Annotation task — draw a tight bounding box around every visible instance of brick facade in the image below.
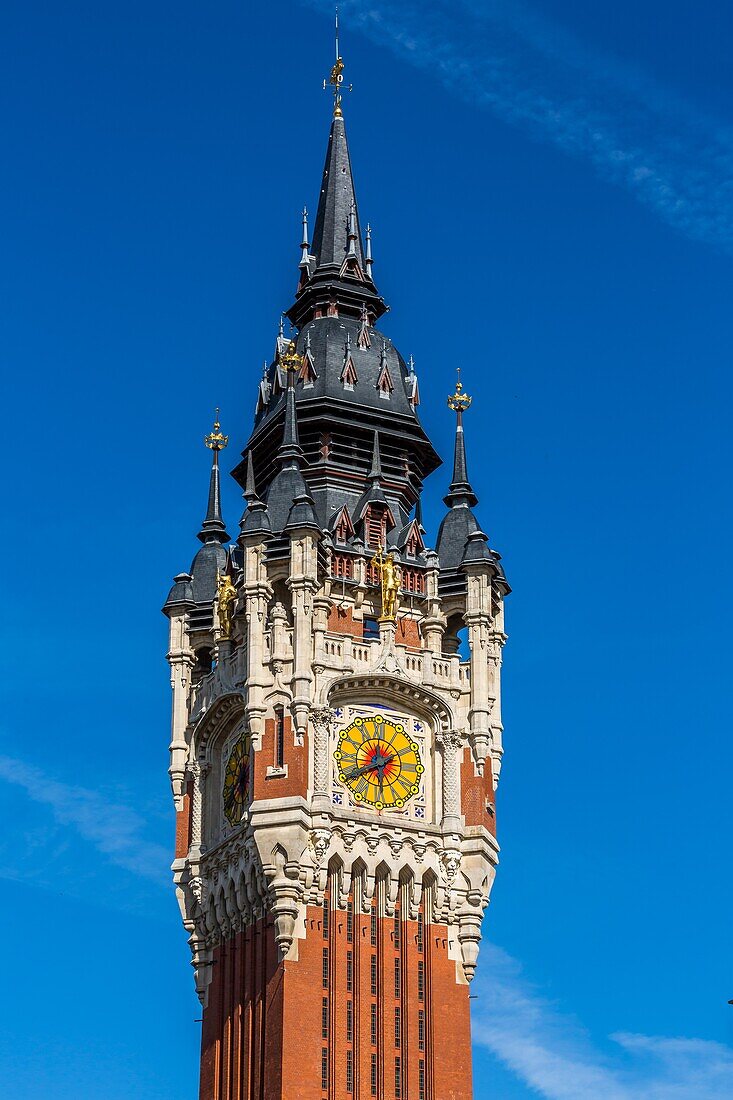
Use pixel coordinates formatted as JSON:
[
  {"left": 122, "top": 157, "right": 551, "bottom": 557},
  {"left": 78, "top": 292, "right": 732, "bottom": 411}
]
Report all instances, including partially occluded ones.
[{"left": 199, "top": 906, "right": 472, "bottom": 1100}]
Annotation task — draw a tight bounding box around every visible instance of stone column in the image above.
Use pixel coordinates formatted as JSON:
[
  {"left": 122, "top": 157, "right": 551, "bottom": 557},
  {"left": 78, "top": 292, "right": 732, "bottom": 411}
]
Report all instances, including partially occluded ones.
[
  {"left": 437, "top": 729, "right": 464, "bottom": 833},
  {"left": 288, "top": 532, "right": 318, "bottom": 734},
  {"left": 167, "top": 624, "right": 194, "bottom": 808},
  {"left": 464, "top": 570, "right": 492, "bottom": 769},
  {"left": 310, "top": 706, "right": 335, "bottom": 813},
  {"left": 189, "top": 760, "right": 210, "bottom": 858}
]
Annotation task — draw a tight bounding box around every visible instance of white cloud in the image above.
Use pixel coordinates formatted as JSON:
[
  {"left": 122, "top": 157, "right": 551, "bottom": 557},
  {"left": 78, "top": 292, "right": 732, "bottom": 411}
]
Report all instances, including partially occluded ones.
[
  {"left": 303, "top": 0, "right": 733, "bottom": 252},
  {"left": 472, "top": 942, "right": 733, "bottom": 1099},
  {"left": 0, "top": 754, "right": 169, "bottom": 884}
]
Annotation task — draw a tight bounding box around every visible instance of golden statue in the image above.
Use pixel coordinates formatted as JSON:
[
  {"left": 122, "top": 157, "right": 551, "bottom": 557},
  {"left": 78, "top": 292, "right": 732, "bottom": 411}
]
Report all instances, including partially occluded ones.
[
  {"left": 374, "top": 544, "right": 401, "bottom": 621},
  {"left": 216, "top": 572, "right": 237, "bottom": 639}
]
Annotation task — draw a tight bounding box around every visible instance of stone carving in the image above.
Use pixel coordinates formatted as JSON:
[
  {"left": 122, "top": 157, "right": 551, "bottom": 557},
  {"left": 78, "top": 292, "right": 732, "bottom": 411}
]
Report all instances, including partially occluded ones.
[
  {"left": 309, "top": 828, "right": 332, "bottom": 867},
  {"left": 441, "top": 848, "right": 461, "bottom": 882}
]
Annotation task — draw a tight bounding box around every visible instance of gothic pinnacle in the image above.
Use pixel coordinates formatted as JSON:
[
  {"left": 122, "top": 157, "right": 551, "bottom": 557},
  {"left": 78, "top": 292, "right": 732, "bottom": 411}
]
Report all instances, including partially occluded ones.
[
  {"left": 365, "top": 223, "right": 373, "bottom": 280},
  {"left": 300, "top": 207, "right": 310, "bottom": 269},
  {"left": 198, "top": 410, "right": 230, "bottom": 544},
  {"left": 445, "top": 370, "right": 477, "bottom": 507}
]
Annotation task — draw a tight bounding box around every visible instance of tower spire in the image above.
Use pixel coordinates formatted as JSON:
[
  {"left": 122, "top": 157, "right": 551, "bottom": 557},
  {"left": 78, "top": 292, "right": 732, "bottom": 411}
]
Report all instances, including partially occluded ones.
[
  {"left": 278, "top": 342, "right": 305, "bottom": 464},
  {"left": 299, "top": 207, "right": 310, "bottom": 270},
  {"left": 312, "top": 22, "right": 363, "bottom": 274},
  {"left": 368, "top": 429, "right": 382, "bottom": 481},
  {"left": 444, "top": 369, "right": 477, "bottom": 506},
  {"left": 198, "top": 410, "right": 230, "bottom": 544}
]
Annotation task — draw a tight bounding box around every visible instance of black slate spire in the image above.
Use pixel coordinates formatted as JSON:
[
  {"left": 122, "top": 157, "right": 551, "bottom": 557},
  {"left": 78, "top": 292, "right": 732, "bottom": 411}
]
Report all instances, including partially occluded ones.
[
  {"left": 263, "top": 344, "right": 317, "bottom": 533},
  {"left": 443, "top": 380, "right": 478, "bottom": 510},
  {"left": 368, "top": 429, "right": 382, "bottom": 481},
  {"left": 311, "top": 115, "right": 365, "bottom": 272},
  {"left": 279, "top": 345, "right": 304, "bottom": 464},
  {"left": 287, "top": 57, "right": 387, "bottom": 328},
  {"left": 198, "top": 412, "right": 230, "bottom": 544},
  {"left": 436, "top": 375, "right": 482, "bottom": 571}
]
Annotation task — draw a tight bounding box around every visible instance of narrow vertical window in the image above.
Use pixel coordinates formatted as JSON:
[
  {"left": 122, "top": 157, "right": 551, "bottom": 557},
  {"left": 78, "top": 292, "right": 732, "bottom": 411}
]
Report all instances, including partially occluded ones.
[
  {"left": 322, "top": 997, "right": 329, "bottom": 1039},
  {"left": 417, "top": 911, "right": 423, "bottom": 953},
  {"left": 347, "top": 897, "right": 354, "bottom": 942},
  {"left": 275, "top": 705, "right": 285, "bottom": 768},
  {"left": 393, "top": 912, "right": 401, "bottom": 949},
  {"left": 322, "top": 947, "right": 329, "bottom": 988},
  {"left": 370, "top": 1054, "right": 377, "bottom": 1096},
  {"left": 346, "top": 1049, "right": 354, "bottom": 1093},
  {"left": 346, "top": 999, "right": 353, "bottom": 1042},
  {"left": 418, "top": 1009, "right": 425, "bottom": 1051},
  {"left": 417, "top": 959, "right": 424, "bottom": 1001},
  {"left": 419, "top": 1059, "right": 425, "bottom": 1100},
  {"left": 321, "top": 1048, "right": 328, "bottom": 1091},
  {"left": 370, "top": 1003, "right": 377, "bottom": 1045},
  {"left": 395, "top": 1056, "right": 402, "bottom": 1099},
  {"left": 394, "top": 1006, "right": 401, "bottom": 1048},
  {"left": 347, "top": 950, "right": 353, "bottom": 992},
  {"left": 323, "top": 896, "right": 329, "bottom": 938},
  {"left": 394, "top": 957, "right": 401, "bottom": 998},
  {"left": 370, "top": 907, "right": 377, "bottom": 946},
  {"left": 371, "top": 954, "right": 377, "bottom": 996}
]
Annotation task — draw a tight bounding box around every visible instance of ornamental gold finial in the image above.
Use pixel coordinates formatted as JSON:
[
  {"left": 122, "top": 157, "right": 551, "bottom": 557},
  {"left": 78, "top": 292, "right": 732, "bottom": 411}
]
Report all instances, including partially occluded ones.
[
  {"left": 447, "top": 368, "right": 472, "bottom": 413},
  {"left": 280, "top": 338, "right": 302, "bottom": 374},
  {"left": 205, "top": 408, "right": 229, "bottom": 451},
  {"left": 323, "top": 8, "right": 352, "bottom": 117}
]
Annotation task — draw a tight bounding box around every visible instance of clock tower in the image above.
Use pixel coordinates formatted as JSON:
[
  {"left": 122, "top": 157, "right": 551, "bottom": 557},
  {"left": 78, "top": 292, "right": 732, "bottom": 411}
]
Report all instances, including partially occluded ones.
[{"left": 164, "top": 42, "right": 509, "bottom": 1100}]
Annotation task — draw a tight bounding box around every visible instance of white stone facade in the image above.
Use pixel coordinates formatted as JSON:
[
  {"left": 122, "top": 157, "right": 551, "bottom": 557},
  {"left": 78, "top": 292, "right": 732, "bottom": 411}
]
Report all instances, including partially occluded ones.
[{"left": 166, "top": 528, "right": 506, "bottom": 1005}]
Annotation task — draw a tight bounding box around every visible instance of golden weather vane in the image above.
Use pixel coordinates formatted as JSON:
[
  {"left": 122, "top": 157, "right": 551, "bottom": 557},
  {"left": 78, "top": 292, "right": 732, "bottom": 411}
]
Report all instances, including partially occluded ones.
[
  {"left": 447, "top": 368, "right": 472, "bottom": 413},
  {"left": 323, "top": 8, "right": 352, "bottom": 118},
  {"left": 205, "top": 408, "right": 229, "bottom": 451}
]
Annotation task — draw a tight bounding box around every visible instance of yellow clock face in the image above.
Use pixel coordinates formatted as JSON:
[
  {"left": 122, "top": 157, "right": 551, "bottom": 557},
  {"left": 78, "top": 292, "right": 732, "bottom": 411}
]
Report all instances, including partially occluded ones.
[{"left": 334, "top": 714, "right": 424, "bottom": 811}]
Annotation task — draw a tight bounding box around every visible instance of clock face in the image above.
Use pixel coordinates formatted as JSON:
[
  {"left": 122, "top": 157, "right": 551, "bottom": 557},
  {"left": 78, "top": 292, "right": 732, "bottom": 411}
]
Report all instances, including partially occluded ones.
[
  {"left": 334, "top": 714, "right": 424, "bottom": 811},
  {"left": 222, "top": 733, "right": 251, "bottom": 826}
]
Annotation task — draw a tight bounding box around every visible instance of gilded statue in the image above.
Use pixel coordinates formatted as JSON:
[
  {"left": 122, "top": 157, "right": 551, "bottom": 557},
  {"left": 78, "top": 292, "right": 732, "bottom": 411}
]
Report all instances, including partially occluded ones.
[
  {"left": 374, "top": 544, "right": 401, "bottom": 621},
  {"left": 216, "top": 572, "right": 237, "bottom": 639}
]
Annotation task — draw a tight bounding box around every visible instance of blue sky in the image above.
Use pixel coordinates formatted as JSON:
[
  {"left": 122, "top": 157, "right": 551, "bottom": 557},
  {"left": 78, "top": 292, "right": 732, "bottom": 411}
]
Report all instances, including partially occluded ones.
[{"left": 1, "top": 1, "right": 732, "bottom": 1097}]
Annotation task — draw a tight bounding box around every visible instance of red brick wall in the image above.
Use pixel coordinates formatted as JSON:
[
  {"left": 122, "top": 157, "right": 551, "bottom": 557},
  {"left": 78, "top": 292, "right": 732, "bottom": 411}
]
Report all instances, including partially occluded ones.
[
  {"left": 252, "top": 715, "right": 308, "bottom": 800},
  {"left": 326, "top": 605, "right": 422, "bottom": 649},
  {"left": 199, "top": 907, "right": 473, "bottom": 1100},
  {"left": 327, "top": 605, "right": 363, "bottom": 636},
  {"left": 175, "top": 782, "right": 193, "bottom": 858},
  {"left": 460, "top": 747, "right": 497, "bottom": 836}
]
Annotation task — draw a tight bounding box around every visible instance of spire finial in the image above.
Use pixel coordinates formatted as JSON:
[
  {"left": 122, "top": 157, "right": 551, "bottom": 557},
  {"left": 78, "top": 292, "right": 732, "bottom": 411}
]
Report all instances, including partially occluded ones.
[
  {"left": 323, "top": 8, "right": 352, "bottom": 118},
  {"left": 448, "top": 368, "right": 472, "bottom": 413},
  {"left": 365, "top": 223, "right": 373, "bottom": 279},
  {"left": 281, "top": 338, "right": 303, "bottom": 376},
  {"left": 205, "top": 408, "right": 229, "bottom": 452},
  {"left": 300, "top": 207, "right": 310, "bottom": 269},
  {"left": 199, "top": 410, "right": 230, "bottom": 544}
]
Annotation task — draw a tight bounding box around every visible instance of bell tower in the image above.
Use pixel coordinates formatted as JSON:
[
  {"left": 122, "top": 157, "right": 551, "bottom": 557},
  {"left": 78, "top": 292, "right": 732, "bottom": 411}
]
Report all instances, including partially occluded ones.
[{"left": 163, "top": 38, "right": 509, "bottom": 1100}]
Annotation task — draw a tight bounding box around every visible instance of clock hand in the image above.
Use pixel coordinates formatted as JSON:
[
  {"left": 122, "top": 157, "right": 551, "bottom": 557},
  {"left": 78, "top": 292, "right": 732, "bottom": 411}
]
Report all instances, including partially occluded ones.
[{"left": 342, "top": 761, "right": 383, "bottom": 781}]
